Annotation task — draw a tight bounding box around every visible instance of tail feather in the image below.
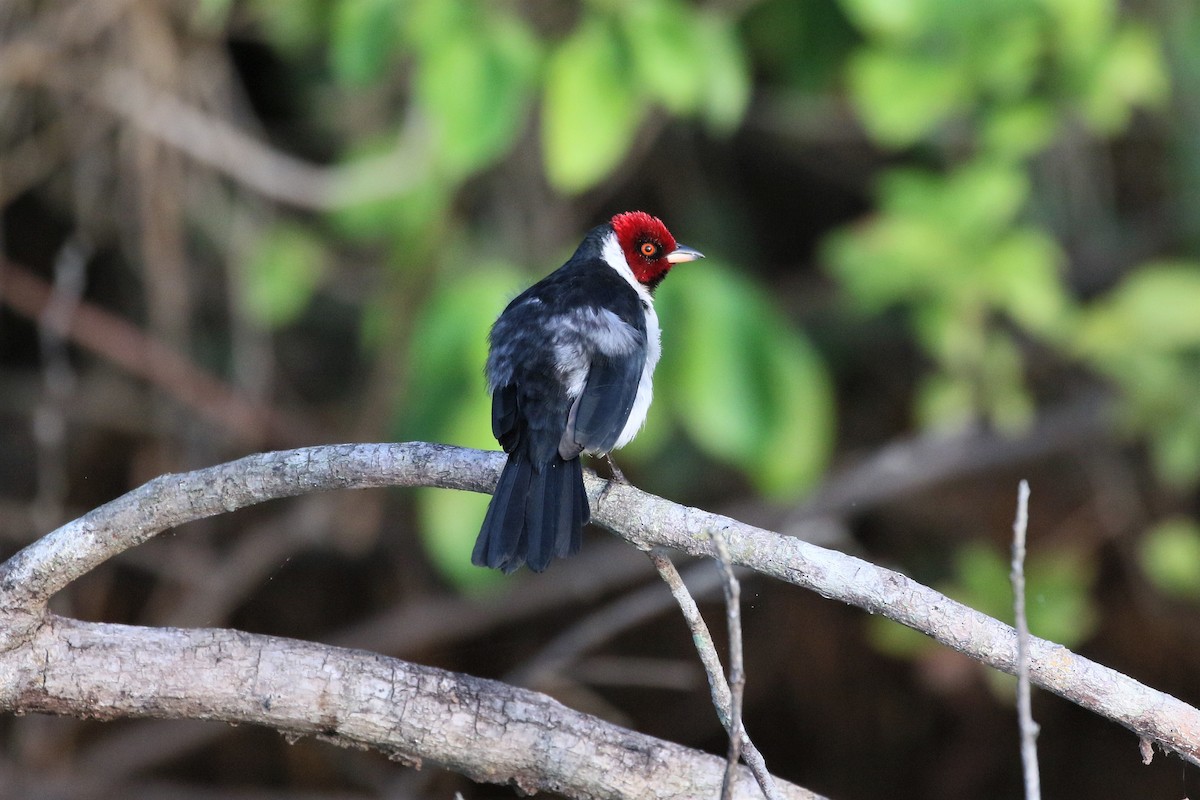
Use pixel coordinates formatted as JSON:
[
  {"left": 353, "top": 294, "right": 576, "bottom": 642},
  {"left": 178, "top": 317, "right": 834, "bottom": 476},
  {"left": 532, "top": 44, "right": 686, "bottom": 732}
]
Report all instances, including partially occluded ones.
[
  {"left": 522, "top": 460, "right": 551, "bottom": 571},
  {"left": 555, "top": 463, "right": 587, "bottom": 559},
  {"left": 473, "top": 452, "right": 588, "bottom": 573},
  {"left": 473, "top": 455, "right": 531, "bottom": 571}
]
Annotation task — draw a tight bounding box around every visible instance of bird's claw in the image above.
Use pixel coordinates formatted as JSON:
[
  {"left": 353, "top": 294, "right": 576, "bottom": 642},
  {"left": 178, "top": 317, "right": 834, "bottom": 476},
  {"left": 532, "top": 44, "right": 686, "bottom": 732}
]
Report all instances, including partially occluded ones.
[{"left": 601, "top": 453, "right": 628, "bottom": 483}]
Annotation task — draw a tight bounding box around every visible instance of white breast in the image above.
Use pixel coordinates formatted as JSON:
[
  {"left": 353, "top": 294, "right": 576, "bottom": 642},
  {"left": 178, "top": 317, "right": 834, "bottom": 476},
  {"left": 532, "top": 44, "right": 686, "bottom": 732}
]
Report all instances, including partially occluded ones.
[
  {"left": 600, "top": 232, "right": 660, "bottom": 451},
  {"left": 613, "top": 303, "right": 660, "bottom": 449}
]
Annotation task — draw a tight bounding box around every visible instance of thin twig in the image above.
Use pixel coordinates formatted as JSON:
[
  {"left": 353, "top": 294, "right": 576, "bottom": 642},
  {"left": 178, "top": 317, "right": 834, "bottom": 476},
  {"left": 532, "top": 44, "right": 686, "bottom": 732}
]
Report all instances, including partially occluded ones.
[
  {"left": 1011, "top": 480, "right": 1041, "bottom": 799},
  {"left": 31, "top": 237, "right": 88, "bottom": 533},
  {"left": 648, "top": 550, "right": 732, "bottom": 721},
  {"left": 648, "top": 549, "right": 785, "bottom": 800},
  {"left": 0, "top": 259, "right": 316, "bottom": 446},
  {"left": 712, "top": 531, "right": 747, "bottom": 800}
]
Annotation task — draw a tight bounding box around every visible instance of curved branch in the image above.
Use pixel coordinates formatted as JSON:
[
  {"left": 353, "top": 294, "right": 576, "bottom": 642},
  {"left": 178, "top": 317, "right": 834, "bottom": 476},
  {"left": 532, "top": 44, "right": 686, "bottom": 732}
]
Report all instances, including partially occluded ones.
[
  {"left": 0, "top": 616, "right": 818, "bottom": 800},
  {"left": 1, "top": 442, "right": 1198, "bottom": 773}
]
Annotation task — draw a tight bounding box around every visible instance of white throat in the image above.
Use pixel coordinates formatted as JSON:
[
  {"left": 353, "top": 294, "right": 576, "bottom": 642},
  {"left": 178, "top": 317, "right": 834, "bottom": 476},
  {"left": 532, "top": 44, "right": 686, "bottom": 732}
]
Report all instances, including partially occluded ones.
[
  {"left": 598, "top": 230, "right": 661, "bottom": 450},
  {"left": 601, "top": 231, "right": 654, "bottom": 308}
]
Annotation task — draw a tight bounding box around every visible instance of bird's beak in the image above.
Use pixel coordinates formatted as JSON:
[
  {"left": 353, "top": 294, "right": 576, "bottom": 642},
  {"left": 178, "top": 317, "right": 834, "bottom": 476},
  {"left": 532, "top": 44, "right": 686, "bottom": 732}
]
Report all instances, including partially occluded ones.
[{"left": 666, "top": 244, "right": 704, "bottom": 264}]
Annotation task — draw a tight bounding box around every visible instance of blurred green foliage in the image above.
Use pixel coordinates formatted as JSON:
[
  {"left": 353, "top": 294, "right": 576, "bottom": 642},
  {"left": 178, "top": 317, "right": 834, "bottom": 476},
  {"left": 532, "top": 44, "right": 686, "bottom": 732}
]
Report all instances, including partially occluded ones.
[
  {"left": 826, "top": 0, "right": 1172, "bottom": 439},
  {"left": 234, "top": 0, "right": 1200, "bottom": 604},
  {"left": 1139, "top": 516, "right": 1200, "bottom": 600},
  {"left": 243, "top": 223, "right": 328, "bottom": 327},
  {"left": 654, "top": 263, "right": 833, "bottom": 496},
  {"left": 826, "top": 160, "right": 1069, "bottom": 431},
  {"left": 1074, "top": 264, "right": 1200, "bottom": 485}
]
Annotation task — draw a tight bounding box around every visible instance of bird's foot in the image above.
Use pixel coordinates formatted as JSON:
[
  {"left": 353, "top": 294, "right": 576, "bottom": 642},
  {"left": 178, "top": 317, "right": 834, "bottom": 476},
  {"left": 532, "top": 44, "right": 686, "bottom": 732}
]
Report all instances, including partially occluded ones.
[{"left": 600, "top": 453, "right": 628, "bottom": 483}]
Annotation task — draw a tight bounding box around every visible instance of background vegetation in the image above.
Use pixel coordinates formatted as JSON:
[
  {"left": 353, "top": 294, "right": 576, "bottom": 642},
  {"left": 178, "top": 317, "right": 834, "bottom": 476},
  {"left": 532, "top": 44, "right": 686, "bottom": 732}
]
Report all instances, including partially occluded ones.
[{"left": 3, "top": 0, "right": 1200, "bottom": 796}]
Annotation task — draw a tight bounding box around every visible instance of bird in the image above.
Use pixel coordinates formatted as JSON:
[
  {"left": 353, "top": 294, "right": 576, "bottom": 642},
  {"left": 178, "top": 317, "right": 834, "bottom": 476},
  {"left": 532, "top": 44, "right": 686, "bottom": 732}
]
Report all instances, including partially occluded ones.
[{"left": 473, "top": 211, "right": 703, "bottom": 573}]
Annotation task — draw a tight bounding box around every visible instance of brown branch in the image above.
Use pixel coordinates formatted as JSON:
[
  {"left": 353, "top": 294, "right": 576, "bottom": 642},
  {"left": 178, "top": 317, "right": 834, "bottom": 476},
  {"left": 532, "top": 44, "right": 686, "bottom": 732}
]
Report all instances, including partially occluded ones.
[
  {"left": 648, "top": 550, "right": 782, "bottom": 800},
  {"left": 0, "top": 259, "right": 316, "bottom": 447},
  {"left": 712, "top": 531, "right": 751, "bottom": 800},
  {"left": 4, "top": 616, "right": 812, "bottom": 800},
  {"left": 86, "top": 67, "right": 428, "bottom": 211},
  {"left": 1, "top": 442, "right": 1198, "bottom": 788}
]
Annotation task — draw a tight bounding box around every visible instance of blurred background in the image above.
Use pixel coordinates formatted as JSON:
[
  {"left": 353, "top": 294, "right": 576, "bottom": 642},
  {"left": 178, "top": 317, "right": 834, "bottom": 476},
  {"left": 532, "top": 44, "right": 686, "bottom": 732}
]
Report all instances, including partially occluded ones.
[{"left": 3, "top": 0, "right": 1200, "bottom": 797}]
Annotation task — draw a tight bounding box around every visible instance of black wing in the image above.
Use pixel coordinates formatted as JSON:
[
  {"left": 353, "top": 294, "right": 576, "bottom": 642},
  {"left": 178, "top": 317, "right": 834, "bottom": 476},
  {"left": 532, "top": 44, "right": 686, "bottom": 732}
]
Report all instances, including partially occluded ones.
[
  {"left": 565, "top": 347, "right": 645, "bottom": 456},
  {"left": 491, "top": 382, "right": 520, "bottom": 452}
]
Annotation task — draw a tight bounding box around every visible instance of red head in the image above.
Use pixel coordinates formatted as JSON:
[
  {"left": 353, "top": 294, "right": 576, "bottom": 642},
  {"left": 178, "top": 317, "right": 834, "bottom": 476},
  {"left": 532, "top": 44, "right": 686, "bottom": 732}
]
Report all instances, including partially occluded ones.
[{"left": 610, "top": 211, "right": 703, "bottom": 292}]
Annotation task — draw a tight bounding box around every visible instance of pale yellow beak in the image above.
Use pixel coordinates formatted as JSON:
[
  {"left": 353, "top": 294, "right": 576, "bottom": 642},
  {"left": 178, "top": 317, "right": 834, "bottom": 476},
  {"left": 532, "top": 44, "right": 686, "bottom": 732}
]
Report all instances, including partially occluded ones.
[{"left": 666, "top": 244, "right": 704, "bottom": 264}]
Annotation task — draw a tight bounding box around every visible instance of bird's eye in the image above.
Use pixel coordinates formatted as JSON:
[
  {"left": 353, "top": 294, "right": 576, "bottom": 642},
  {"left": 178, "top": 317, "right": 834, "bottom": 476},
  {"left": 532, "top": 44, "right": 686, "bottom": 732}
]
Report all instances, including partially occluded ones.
[{"left": 640, "top": 242, "right": 659, "bottom": 258}]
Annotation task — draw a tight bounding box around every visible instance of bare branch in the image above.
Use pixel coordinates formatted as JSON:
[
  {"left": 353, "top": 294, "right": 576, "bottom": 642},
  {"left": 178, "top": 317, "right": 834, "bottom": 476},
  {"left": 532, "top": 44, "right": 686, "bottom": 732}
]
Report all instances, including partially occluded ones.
[
  {"left": 0, "top": 259, "right": 316, "bottom": 447},
  {"left": 649, "top": 550, "right": 733, "bottom": 720},
  {"left": 591, "top": 471, "right": 1200, "bottom": 767},
  {"left": 2, "top": 442, "right": 1199, "bottom": 772},
  {"left": 649, "top": 549, "right": 786, "bottom": 800},
  {"left": 1011, "top": 480, "right": 1041, "bottom": 799},
  {"left": 88, "top": 67, "right": 428, "bottom": 211},
  {"left": 0, "top": 616, "right": 818, "bottom": 800},
  {"left": 712, "top": 531, "right": 749, "bottom": 800}
]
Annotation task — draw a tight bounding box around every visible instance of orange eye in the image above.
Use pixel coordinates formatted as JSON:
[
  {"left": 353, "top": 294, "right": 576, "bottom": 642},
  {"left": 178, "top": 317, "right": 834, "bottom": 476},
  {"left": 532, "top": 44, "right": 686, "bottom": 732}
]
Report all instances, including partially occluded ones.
[{"left": 640, "top": 242, "right": 659, "bottom": 258}]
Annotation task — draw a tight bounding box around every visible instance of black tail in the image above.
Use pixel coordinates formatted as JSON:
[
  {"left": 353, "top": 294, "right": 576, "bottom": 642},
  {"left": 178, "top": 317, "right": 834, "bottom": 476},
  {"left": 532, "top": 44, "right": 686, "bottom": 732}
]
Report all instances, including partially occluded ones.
[{"left": 473, "top": 452, "right": 589, "bottom": 573}]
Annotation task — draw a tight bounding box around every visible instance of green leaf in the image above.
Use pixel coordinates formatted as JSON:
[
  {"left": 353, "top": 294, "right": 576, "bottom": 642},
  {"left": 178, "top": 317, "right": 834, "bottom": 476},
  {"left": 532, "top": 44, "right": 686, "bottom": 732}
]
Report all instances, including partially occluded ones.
[
  {"left": 869, "top": 543, "right": 1098, "bottom": 660},
  {"left": 911, "top": 300, "right": 974, "bottom": 368},
  {"left": 398, "top": 266, "right": 517, "bottom": 443},
  {"left": 838, "top": 0, "right": 924, "bottom": 42},
  {"left": 982, "top": 101, "right": 1059, "bottom": 161},
  {"left": 939, "top": 161, "right": 1030, "bottom": 237},
  {"left": 416, "top": 486, "right": 501, "bottom": 591},
  {"left": 980, "top": 331, "right": 1034, "bottom": 433},
  {"left": 743, "top": 0, "right": 856, "bottom": 91},
  {"left": 402, "top": 0, "right": 471, "bottom": 50},
  {"left": 248, "top": 0, "right": 328, "bottom": 52},
  {"left": 952, "top": 543, "right": 1097, "bottom": 646},
  {"left": 1081, "top": 262, "right": 1200, "bottom": 352},
  {"left": 847, "top": 48, "right": 968, "bottom": 147},
  {"left": 409, "top": 340, "right": 500, "bottom": 589},
  {"left": 656, "top": 262, "right": 834, "bottom": 497},
  {"left": 1078, "top": 23, "right": 1168, "bottom": 133},
  {"left": 866, "top": 615, "right": 934, "bottom": 658},
  {"left": 871, "top": 162, "right": 1026, "bottom": 241},
  {"left": 915, "top": 371, "right": 976, "bottom": 431},
  {"left": 1044, "top": 0, "right": 1116, "bottom": 70},
  {"left": 973, "top": 15, "right": 1044, "bottom": 100},
  {"left": 414, "top": 382, "right": 502, "bottom": 590},
  {"left": 695, "top": 11, "right": 752, "bottom": 133},
  {"left": 751, "top": 321, "right": 835, "bottom": 493},
  {"left": 195, "top": 0, "right": 234, "bottom": 28},
  {"left": 1148, "top": 404, "right": 1200, "bottom": 488},
  {"left": 1023, "top": 550, "right": 1098, "bottom": 645},
  {"left": 330, "top": 0, "right": 405, "bottom": 86},
  {"left": 982, "top": 228, "right": 1069, "bottom": 339},
  {"left": 620, "top": 0, "right": 705, "bottom": 115},
  {"left": 416, "top": 17, "right": 539, "bottom": 178},
  {"left": 243, "top": 223, "right": 326, "bottom": 327},
  {"left": 542, "top": 15, "right": 645, "bottom": 193},
  {"left": 1140, "top": 517, "right": 1200, "bottom": 600},
  {"left": 824, "top": 213, "right": 960, "bottom": 310}
]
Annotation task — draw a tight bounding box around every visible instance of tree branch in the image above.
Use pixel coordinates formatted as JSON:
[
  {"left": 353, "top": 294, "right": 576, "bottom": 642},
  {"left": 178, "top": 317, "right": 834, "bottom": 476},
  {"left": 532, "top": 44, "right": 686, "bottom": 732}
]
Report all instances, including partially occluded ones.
[
  {"left": 0, "top": 259, "right": 316, "bottom": 447},
  {"left": 1, "top": 441, "right": 1198, "bottom": 789},
  {"left": 1, "top": 615, "right": 816, "bottom": 800}
]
